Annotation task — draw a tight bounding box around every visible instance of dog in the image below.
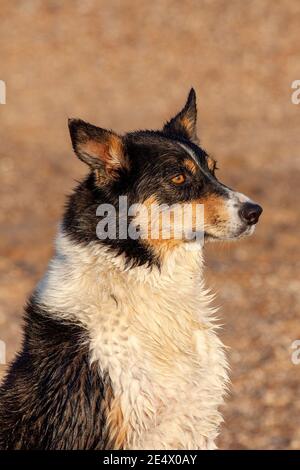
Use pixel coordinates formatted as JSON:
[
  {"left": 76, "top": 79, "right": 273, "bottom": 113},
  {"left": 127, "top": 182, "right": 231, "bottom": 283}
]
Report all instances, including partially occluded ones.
[{"left": 0, "top": 89, "right": 262, "bottom": 449}]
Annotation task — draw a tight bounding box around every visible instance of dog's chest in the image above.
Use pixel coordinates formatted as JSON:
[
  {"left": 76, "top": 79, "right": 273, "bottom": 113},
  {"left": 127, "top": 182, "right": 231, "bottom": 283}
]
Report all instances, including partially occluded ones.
[
  {"left": 89, "top": 277, "right": 227, "bottom": 449},
  {"left": 40, "top": 238, "right": 227, "bottom": 449}
]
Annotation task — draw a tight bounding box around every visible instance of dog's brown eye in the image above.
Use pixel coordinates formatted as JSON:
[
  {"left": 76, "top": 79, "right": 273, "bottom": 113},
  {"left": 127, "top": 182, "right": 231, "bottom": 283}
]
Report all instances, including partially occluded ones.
[{"left": 171, "top": 174, "right": 186, "bottom": 185}]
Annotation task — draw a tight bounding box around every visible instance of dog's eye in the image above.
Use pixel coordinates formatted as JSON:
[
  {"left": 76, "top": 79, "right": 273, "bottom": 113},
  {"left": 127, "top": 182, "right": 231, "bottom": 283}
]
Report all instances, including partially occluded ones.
[{"left": 171, "top": 174, "right": 186, "bottom": 185}]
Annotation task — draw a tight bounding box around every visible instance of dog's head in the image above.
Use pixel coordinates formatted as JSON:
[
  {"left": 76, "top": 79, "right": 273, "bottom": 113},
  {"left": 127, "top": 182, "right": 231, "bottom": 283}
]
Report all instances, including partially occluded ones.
[{"left": 66, "top": 89, "right": 262, "bottom": 266}]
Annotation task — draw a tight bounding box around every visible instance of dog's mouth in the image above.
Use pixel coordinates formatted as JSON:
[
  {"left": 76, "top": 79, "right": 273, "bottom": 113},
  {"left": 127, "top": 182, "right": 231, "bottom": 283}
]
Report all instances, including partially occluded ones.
[
  {"left": 204, "top": 218, "right": 258, "bottom": 242},
  {"left": 226, "top": 223, "right": 256, "bottom": 240},
  {"left": 204, "top": 198, "right": 262, "bottom": 243}
]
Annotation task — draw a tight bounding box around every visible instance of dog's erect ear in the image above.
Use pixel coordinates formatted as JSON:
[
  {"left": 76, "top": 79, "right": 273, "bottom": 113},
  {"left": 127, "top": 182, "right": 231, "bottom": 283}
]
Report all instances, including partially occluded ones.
[
  {"left": 68, "top": 119, "right": 128, "bottom": 179},
  {"left": 163, "top": 88, "right": 198, "bottom": 144}
]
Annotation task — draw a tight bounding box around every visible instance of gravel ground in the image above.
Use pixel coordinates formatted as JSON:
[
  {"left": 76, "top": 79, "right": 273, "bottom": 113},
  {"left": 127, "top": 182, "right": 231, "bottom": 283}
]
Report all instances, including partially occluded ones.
[{"left": 0, "top": 0, "right": 300, "bottom": 449}]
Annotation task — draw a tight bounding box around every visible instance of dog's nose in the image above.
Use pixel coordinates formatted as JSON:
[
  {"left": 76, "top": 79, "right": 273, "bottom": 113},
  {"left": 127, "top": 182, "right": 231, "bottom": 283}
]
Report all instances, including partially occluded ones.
[{"left": 239, "top": 202, "right": 263, "bottom": 225}]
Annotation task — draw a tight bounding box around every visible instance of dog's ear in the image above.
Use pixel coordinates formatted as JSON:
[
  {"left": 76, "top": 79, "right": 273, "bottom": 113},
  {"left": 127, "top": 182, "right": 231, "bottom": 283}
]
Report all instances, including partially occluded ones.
[
  {"left": 68, "top": 119, "right": 128, "bottom": 180},
  {"left": 163, "top": 88, "right": 198, "bottom": 144}
]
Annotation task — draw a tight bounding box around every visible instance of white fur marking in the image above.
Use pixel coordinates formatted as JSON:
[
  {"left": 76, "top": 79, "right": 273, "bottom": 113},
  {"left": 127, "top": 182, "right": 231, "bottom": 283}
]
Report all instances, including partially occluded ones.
[{"left": 36, "top": 231, "right": 228, "bottom": 449}]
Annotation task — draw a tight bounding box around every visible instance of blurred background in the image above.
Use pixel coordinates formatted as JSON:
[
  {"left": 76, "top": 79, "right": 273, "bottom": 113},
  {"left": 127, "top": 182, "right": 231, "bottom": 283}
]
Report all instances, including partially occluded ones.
[{"left": 0, "top": 0, "right": 300, "bottom": 449}]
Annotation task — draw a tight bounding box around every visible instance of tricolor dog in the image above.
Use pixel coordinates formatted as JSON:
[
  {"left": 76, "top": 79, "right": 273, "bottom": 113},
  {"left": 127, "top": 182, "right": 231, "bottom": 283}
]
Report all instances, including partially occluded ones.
[{"left": 0, "top": 89, "right": 262, "bottom": 449}]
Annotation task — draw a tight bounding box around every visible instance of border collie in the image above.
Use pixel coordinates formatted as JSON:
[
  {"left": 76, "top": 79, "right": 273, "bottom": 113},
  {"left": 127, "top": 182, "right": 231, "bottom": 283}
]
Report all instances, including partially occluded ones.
[{"left": 0, "top": 89, "right": 262, "bottom": 449}]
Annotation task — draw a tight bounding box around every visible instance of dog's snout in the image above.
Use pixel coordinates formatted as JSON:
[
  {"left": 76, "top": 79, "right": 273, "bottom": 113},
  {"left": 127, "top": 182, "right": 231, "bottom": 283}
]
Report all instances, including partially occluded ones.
[{"left": 239, "top": 202, "right": 263, "bottom": 225}]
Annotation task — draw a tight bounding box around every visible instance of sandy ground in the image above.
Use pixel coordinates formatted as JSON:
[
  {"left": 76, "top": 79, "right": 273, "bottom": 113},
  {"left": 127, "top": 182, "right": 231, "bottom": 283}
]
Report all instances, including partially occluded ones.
[{"left": 0, "top": 0, "right": 300, "bottom": 449}]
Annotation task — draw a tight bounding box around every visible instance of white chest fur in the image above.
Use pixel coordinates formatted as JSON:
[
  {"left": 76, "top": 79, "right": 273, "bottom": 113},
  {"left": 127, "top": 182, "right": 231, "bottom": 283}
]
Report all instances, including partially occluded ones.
[{"left": 37, "top": 232, "right": 228, "bottom": 450}]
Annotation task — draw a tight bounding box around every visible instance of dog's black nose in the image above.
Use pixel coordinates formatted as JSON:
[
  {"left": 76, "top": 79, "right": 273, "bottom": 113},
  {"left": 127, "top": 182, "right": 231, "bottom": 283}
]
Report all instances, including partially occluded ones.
[{"left": 239, "top": 202, "right": 263, "bottom": 225}]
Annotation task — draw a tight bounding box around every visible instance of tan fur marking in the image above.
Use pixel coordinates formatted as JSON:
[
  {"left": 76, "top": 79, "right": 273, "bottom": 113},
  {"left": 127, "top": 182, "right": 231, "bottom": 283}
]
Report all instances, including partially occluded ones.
[
  {"left": 184, "top": 158, "right": 197, "bottom": 174},
  {"left": 83, "top": 140, "right": 108, "bottom": 160},
  {"left": 104, "top": 385, "right": 128, "bottom": 450},
  {"left": 141, "top": 194, "right": 229, "bottom": 254},
  {"left": 142, "top": 196, "right": 184, "bottom": 256},
  {"left": 192, "top": 194, "right": 228, "bottom": 227},
  {"left": 180, "top": 115, "right": 195, "bottom": 135},
  {"left": 82, "top": 135, "right": 126, "bottom": 179},
  {"left": 207, "top": 156, "right": 217, "bottom": 172},
  {"left": 109, "top": 135, "right": 127, "bottom": 169}
]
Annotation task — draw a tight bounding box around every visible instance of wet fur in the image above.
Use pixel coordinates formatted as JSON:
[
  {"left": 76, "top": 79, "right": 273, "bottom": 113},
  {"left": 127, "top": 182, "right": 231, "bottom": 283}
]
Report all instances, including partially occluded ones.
[
  {"left": 0, "top": 89, "right": 258, "bottom": 449},
  {"left": 0, "top": 302, "right": 112, "bottom": 449}
]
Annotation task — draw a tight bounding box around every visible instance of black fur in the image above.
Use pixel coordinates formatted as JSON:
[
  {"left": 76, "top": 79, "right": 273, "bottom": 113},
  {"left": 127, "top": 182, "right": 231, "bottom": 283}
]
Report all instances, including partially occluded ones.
[
  {"left": 0, "top": 299, "right": 111, "bottom": 450},
  {"left": 63, "top": 130, "right": 228, "bottom": 268}
]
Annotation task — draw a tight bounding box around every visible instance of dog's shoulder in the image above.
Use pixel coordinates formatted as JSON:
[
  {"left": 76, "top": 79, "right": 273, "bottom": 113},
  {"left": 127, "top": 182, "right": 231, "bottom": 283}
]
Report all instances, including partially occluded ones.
[{"left": 0, "top": 299, "right": 115, "bottom": 450}]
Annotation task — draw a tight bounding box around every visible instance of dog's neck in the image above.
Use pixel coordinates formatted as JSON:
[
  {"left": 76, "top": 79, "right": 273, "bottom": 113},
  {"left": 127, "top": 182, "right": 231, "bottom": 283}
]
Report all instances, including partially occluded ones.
[{"left": 36, "top": 229, "right": 214, "bottom": 329}]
